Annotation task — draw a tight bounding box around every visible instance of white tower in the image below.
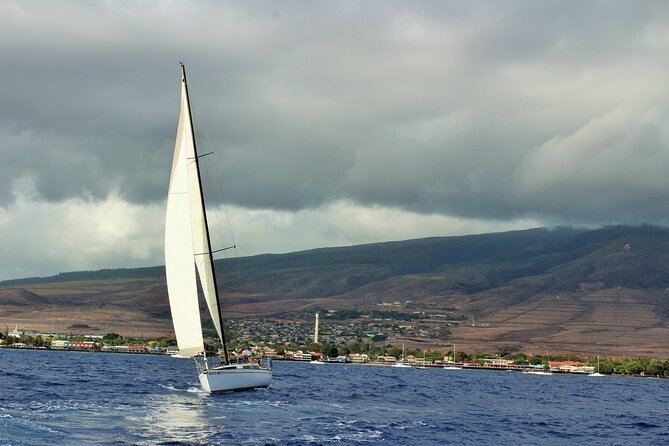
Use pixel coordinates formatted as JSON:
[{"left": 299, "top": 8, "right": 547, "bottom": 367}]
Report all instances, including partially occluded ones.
[{"left": 314, "top": 312, "right": 320, "bottom": 344}]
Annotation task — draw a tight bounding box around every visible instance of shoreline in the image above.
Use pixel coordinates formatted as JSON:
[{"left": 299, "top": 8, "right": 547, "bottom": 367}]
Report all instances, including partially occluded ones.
[{"left": 2, "top": 345, "right": 666, "bottom": 379}]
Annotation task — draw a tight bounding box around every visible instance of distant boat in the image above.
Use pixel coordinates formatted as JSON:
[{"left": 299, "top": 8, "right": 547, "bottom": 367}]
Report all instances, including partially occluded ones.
[
  {"left": 522, "top": 369, "right": 553, "bottom": 376},
  {"left": 392, "top": 343, "right": 411, "bottom": 368},
  {"left": 523, "top": 363, "right": 553, "bottom": 375},
  {"left": 443, "top": 344, "right": 463, "bottom": 370},
  {"left": 589, "top": 356, "right": 604, "bottom": 377},
  {"left": 165, "top": 63, "right": 271, "bottom": 392}
]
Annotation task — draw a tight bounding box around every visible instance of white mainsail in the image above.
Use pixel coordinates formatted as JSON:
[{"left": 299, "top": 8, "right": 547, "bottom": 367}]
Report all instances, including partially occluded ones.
[{"left": 165, "top": 69, "right": 222, "bottom": 357}]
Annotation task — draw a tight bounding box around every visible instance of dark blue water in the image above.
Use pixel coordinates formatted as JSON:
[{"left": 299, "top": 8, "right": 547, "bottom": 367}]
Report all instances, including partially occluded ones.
[{"left": 1, "top": 349, "right": 668, "bottom": 445}]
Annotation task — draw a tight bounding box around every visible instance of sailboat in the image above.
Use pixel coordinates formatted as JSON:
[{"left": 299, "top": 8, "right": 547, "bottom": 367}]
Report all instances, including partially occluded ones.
[
  {"left": 589, "top": 356, "right": 604, "bottom": 377},
  {"left": 165, "top": 63, "right": 272, "bottom": 392},
  {"left": 443, "top": 344, "right": 463, "bottom": 370},
  {"left": 392, "top": 343, "right": 411, "bottom": 367}
]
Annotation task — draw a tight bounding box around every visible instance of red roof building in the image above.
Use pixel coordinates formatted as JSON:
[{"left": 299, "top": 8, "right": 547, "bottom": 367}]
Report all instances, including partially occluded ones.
[
  {"left": 128, "top": 346, "right": 147, "bottom": 353},
  {"left": 71, "top": 341, "right": 100, "bottom": 351}
]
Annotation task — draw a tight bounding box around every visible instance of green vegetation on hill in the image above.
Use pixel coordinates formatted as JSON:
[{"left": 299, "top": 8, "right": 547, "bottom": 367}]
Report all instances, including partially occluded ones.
[{"left": 5, "top": 225, "right": 669, "bottom": 298}]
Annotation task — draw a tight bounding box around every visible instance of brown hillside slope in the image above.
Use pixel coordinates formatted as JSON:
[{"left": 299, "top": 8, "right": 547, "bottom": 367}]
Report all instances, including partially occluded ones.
[{"left": 1, "top": 226, "right": 668, "bottom": 357}]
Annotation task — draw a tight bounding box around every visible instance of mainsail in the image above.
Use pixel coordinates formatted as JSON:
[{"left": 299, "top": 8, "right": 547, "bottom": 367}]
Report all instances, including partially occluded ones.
[{"left": 165, "top": 66, "right": 224, "bottom": 358}]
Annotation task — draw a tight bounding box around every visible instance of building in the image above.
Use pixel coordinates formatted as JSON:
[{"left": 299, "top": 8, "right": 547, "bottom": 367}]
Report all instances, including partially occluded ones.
[
  {"left": 102, "top": 345, "right": 129, "bottom": 353},
  {"left": 349, "top": 353, "right": 370, "bottom": 363},
  {"left": 289, "top": 350, "right": 312, "bottom": 361},
  {"left": 549, "top": 361, "right": 594, "bottom": 373},
  {"left": 70, "top": 341, "right": 100, "bottom": 351},
  {"left": 84, "top": 334, "right": 105, "bottom": 340},
  {"left": 165, "top": 347, "right": 179, "bottom": 356},
  {"left": 51, "top": 340, "right": 71, "bottom": 349},
  {"left": 8, "top": 325, "right": 22, "bottom": 338},
  {"left": 480, "top": 358, "right": 514, "bottom": 368},
  {"left": 128, "top": 346, "right": 147, "bottom": 354}
]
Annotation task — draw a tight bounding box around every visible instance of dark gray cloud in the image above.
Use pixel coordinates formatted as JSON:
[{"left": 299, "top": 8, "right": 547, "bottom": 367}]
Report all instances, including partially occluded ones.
[{"left": 2, "top": 0, "right": 669, "bottom": 226}]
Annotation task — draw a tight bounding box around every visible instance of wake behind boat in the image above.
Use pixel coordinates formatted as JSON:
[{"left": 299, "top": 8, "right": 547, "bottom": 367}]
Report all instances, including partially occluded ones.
[{"left": 165, "top": 63, "right": 271, "bottom": 392}]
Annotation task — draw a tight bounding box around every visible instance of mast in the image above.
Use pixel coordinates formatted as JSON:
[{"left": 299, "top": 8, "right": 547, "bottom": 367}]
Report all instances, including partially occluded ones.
[{"left": 180, "top": 63, "right": 230, "bottom": 364}]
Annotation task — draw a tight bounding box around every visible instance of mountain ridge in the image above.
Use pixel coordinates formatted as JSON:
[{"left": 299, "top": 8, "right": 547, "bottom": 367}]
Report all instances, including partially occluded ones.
[{"left": 2, "top": 224, "right": 668, "bottom": 357}]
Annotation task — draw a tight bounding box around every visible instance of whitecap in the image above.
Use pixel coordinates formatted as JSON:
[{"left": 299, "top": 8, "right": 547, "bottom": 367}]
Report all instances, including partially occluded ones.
[{"left": 187, "top": 386, "right": 206, "bottom": 393}]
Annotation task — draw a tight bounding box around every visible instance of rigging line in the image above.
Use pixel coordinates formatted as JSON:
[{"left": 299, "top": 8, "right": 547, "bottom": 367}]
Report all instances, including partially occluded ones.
[
  {"left": 190, "top": 85, "right": 245, "bottom": 294},
  {"left": 199, "top": 158, "right": 236, "bottom": 258},
  {"left": 199, "top": 150, "right": 245, "bottom": 292},
  {"left": 222, "top": 203, "right": 244, "bottom": 291},
  {"left": 194, "top": 105, "right": 238, "bottom": 259},
  {"left": 192, "top": 101, "right": 234, "bottom": 249},
  {"left": 191, "top": 103, "right": 234, "bottom": 258}
]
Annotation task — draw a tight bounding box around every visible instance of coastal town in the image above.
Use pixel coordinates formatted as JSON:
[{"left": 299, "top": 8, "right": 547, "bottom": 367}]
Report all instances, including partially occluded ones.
[{"left": 3, "top": 317, "right": 669, "bottom": 378}]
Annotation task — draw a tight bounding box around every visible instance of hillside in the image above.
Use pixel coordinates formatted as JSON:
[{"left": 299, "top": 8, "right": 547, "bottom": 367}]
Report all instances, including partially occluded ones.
[{"left": 2, "top": 225, "right": 669, "bottom": 357}]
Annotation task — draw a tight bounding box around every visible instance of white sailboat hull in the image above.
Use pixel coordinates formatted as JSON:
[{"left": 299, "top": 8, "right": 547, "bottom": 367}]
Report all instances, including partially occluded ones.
[{"left": 199, "top": 366, "right": 272, "bottom": 392}]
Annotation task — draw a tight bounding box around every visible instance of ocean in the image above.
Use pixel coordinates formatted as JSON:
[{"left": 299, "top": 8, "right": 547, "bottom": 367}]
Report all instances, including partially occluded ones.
[{"left": 1, "top": 349, "right": 668, "bottom": 445}]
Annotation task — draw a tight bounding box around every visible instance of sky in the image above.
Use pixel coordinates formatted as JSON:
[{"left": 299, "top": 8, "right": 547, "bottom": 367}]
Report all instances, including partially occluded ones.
[{"left": 1, "top": 1, "right": 669, "bottom": 280}]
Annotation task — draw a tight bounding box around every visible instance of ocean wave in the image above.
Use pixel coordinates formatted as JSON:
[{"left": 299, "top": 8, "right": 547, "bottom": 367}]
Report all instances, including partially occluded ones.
[{"left": 3, "top": 350, "right": 669, "bottom": 445}]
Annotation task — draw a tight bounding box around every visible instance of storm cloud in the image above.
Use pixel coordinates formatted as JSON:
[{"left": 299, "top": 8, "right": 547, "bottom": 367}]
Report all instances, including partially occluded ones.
[{"left": 1, "top": 1, "right": 669, "bottom": 279}]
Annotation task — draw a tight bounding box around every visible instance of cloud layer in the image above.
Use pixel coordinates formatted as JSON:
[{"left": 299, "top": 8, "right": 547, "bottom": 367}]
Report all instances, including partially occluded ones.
[{"left": 1, "top": 1, "right": 669, "bottom": 279}]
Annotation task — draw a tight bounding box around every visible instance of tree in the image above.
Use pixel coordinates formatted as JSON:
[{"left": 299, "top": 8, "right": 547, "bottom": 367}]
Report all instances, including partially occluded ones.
[
  {"left": 386, "top": 345, "right": 402, "bottom": 359},
  {"left": 346, "top": 340, "right": 365, "bottom": 354},
  {"left": 326, "top": 346, "right": 339, "bottom": 358},
  {"left": 622, "top": 359, "right": 643, "bottom": 375},
  {"left": 645, "top": 359, "right": 664, "bottom": 376},
  {"left": 337, "top": 346, "right": 350, "bottom": 357},
  {"left": 599, "top": 359, "right": 615, "bottom": 374}
]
